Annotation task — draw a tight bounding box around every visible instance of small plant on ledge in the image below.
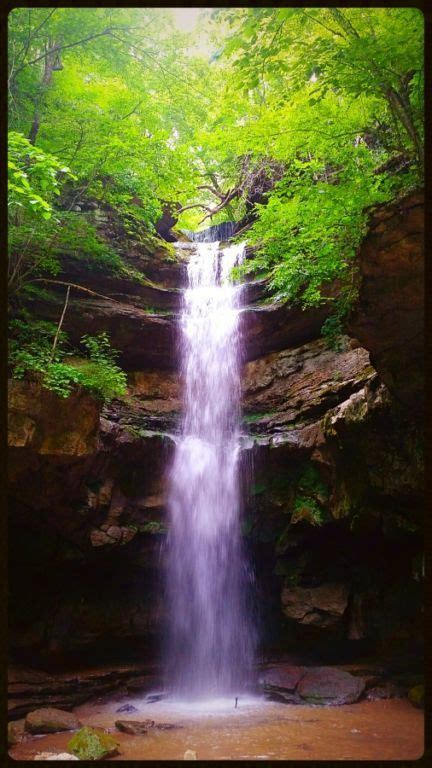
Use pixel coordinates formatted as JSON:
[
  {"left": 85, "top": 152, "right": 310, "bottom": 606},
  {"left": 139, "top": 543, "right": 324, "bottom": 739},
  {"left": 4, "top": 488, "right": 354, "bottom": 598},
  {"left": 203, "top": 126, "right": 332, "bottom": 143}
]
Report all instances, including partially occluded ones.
[{"left": 9, "top": 317, "right": 127, "bottom": 402}]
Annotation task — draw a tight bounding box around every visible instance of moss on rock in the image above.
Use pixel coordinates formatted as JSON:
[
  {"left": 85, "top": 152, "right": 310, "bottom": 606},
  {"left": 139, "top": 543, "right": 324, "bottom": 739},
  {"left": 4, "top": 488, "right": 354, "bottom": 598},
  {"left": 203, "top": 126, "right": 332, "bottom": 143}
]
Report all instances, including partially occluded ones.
[{"left": 68, "top": 726, "right": 119, "bottom": 760}]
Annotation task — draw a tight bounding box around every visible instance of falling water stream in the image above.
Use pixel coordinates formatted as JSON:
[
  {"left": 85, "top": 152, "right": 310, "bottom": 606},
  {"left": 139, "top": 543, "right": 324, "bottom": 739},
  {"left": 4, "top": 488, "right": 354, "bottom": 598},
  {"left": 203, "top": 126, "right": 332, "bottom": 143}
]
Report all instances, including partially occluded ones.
[{"left": 165, "top": 240, "right": 254, "bottom": 700}]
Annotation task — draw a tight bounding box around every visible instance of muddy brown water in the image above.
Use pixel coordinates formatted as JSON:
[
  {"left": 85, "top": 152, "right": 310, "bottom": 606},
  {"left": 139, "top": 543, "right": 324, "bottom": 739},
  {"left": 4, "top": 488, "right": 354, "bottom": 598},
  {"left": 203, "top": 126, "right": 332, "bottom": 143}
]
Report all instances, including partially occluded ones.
[{"left": 10, "top": 695, "right": 424, "bottom": 761}]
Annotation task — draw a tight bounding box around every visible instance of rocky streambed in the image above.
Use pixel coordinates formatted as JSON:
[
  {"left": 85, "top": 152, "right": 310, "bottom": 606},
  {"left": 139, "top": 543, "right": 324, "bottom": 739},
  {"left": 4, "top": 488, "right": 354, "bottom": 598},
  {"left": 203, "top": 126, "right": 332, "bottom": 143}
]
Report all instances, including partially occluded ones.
[
  {"left": 9, "top": 694, "right": 424, "bottom": 761},
  {"left": 8, "top": 657, "right": 425, "bottom": 759}
]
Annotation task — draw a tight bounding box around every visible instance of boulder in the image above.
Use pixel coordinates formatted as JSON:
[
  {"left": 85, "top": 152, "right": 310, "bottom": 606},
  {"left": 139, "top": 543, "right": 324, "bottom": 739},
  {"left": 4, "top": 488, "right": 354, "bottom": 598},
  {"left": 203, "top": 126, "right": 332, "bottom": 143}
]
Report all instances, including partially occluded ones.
[
  {"left": 297, "top": 667, "right": 365, "bottom": 705},
  {"left": 115, "top": 719, "right": 181, "bottom": 734},
  {"left": 25, "top": 707, "right": 81, "bottom": 734},
  {"left": 259, "top": 664, "right": 305, "bottom": 692},
  {"left": 115, "top": 719, "right": 152, "bottom": 734},
  {"left": 67, "top": 726, "right": 119, "bottom": 760}
]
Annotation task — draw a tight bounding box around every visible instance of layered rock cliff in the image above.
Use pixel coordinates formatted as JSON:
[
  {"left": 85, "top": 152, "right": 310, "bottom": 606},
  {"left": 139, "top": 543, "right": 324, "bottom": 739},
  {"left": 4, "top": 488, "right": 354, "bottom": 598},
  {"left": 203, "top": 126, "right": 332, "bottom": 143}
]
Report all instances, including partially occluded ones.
[{"left": 8, "top": 190, "right": 423, "bottom": 671}]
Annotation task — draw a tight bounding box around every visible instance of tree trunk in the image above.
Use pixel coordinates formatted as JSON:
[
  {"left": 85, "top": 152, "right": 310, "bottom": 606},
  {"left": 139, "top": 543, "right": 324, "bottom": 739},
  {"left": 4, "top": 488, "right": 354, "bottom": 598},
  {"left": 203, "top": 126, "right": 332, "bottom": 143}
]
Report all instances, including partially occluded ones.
[
  {"left": 28, "top": 39, "right": 58, "bottom": 145},
  {"left": 384, "top": 86, "right": 424, "bottom": 168}
]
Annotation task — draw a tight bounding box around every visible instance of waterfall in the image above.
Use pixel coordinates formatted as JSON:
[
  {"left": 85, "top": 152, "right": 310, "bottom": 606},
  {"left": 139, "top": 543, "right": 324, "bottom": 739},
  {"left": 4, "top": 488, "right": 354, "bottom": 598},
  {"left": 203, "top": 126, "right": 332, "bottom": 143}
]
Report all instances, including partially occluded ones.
[
  {"left": 165, "top": 240, "right": 255, "bottom": 699},
  {"left": 182, "top": 221, "right": 238, "bottom": 243}
]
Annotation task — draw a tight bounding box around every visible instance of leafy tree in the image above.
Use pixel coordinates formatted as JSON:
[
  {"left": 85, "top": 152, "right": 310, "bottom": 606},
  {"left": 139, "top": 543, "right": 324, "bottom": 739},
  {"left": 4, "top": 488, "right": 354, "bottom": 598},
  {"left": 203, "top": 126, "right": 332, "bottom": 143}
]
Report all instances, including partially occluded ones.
[
  {"left": 8, "top": 131, "right": 76, "bottom": 294},
  {"left": 8, "top": 7, "right": 424, "bottom": 394},
  {"left": 210, "top": 7, "right": 423, "bottom": 310}
]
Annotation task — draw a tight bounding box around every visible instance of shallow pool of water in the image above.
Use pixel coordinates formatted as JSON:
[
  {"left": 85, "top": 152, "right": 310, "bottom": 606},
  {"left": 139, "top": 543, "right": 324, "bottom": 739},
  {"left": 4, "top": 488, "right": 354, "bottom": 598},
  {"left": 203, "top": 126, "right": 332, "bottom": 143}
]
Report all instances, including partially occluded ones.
[{"left": 10, "top": 693, "right": 424, "bottom": 761}]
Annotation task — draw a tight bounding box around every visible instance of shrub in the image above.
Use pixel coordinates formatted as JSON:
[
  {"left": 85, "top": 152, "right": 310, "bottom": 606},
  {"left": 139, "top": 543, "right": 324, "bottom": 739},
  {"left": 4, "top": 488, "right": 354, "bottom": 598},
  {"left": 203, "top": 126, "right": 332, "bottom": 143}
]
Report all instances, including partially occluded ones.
[{"left": 9, "top": 318, "right": 127, "bottom": 402}]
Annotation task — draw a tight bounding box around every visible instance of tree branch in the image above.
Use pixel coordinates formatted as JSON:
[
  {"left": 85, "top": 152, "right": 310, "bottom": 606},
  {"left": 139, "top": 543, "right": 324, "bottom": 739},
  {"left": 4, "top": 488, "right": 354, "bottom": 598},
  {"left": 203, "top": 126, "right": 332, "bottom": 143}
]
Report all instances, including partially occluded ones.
[
  {"left": 197, "top": 184, "right": 226, "bottom": 200},
  {"left": 198, "top": 189, "right": 240, "bottom": 223},
  {"left": 119, "top": 100, "right": 143, "bottom": 120},
  {"left": 11, "top": 29, "right": 114, "bottom": 79},
  {"left": 49, "top": 284, "right": 70, "bottom": 363},
  {"left": 177, "top": 202, "right": 212, "bottom": 214},
  {"left": 29, "top": 279, "right": 125, "bottom": 303},
  {"left": 301, "top": 10, "right": 347, "bottom": 39},
  {"left": 108, "top": 32, "right": 210, "bottom": 100}
]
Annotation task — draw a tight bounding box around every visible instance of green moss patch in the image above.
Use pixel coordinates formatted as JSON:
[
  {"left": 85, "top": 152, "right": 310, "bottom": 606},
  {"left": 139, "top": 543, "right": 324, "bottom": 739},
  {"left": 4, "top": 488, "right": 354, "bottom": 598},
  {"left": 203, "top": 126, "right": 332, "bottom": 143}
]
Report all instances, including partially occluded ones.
[{"left": 68, "top": 726, "right": 119, "bottom": 760}]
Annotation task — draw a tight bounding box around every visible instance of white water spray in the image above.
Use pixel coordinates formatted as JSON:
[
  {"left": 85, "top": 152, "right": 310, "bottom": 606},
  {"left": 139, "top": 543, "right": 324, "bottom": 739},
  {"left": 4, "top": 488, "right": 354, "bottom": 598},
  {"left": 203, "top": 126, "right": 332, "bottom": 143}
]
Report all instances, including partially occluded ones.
[{"left": 165, "top": 240, "right": 254, "bottom": 699}]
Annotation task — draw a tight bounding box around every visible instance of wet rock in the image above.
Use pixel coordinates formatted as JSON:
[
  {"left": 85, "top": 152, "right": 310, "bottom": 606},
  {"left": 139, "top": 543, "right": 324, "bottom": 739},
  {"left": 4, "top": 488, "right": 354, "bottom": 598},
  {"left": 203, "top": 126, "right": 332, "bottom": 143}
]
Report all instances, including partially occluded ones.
[
  {"left": 25, "top": 707, "right": 81, "bottom": 734},
  {"left": 259, "top": 664, "right": 305, "bottom": 693},
  {"left": 242, "top": 341, "right": 373, "bottom": 434},
  {"left": 297, "top": 667, "right": 366, "bottom": 705},
  {"left": 265, "top": 690, "right": 304, "bottom": 705},
  {"left": 366, "top": 682, "right": 404, "bottom": 701},
  {"left": 89, "top": 524, "right": 136, "bottom": 547},
  {"left": 115, "top": 719, "right": 153, "bottom": 734},
  {"left": 34, "top": 754, "right": 79, "bottom": 761},
  {"left": 116, "top": 703, "right": 139, "bottom": 713},
  {"left": 115, "top": 719, "right": 182, "bottom": 734},
  {"left": 281, "top": 583, "right": 349, "bottom": 628},
  {"left": 145, "top": 693, "right": 165, "bottom": 703},
  {"left": 8, "top": 665, "right": 157, "bottom": 720}
]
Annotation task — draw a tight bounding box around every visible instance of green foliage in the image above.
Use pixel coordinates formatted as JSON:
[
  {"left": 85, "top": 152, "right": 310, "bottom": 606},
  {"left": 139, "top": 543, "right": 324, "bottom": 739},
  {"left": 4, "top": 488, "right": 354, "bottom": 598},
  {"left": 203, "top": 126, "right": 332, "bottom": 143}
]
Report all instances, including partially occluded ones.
[
  {"left": 236, "top": 145, "right": 389, "bottom": 308},
  {"left": 9, "top": 317, "right": 126, "bottom": 402},
  {"left": 321, "top": 315, "right": 346, "bottom": 351},
  {"left": 8, "top": 8, "right": 208, "bottom": 227},
  {"left": 7, "top": 8, "right": 424, "bottom": 319},
  {"left": 9, "top": 315, "right": 66, "bottom": 377},
  {"left": 290, "top": 465, "right": 329, "bottom": 526},
  {"left": 210, "top": 7, "right": 423, "bottom": 308},
  {"left": 297, "top": 464, "right": 329, "bottom": 500},
  {"left": 68, "top": 726, "right": 119, "bottom": 761},
  {"left": 126, "top": 520, "right": 168, "bottom": 534},
  {"left": 8, "top": 131, "right": 74, "bottom": 219},
  {"left": 8, "top": 133, "right": 77, "bottom": 293},
  {"left": 291, "top": 496, "right": 325, "bottom": 527},
  {"left": 53, "top": 213, "right": 123, "bottom": 273},
  {"left": 141, "top": 521, "right": 168, "bottom": 535}
]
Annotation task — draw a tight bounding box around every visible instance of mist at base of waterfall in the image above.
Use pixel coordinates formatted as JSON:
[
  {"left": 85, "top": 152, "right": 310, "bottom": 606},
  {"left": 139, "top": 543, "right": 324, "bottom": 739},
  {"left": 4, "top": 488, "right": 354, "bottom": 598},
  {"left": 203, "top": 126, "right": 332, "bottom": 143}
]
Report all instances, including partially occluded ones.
[{"left": 139, "top": 693, "right": 264, "bottom": 717}]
